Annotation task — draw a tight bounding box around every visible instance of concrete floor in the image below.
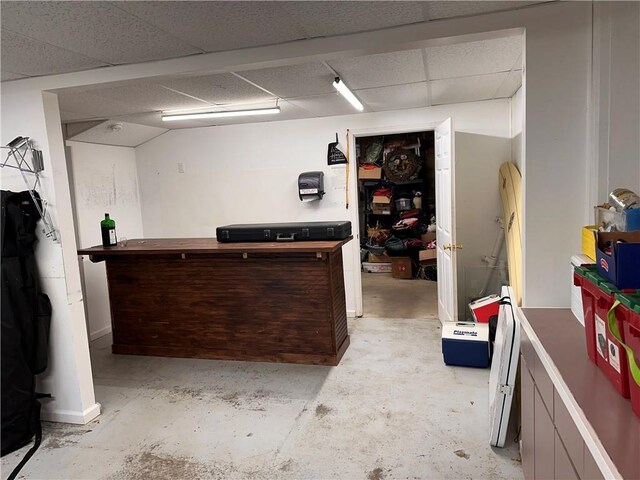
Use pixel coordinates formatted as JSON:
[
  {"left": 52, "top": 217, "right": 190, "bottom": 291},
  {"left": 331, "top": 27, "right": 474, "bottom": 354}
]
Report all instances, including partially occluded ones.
[
  {"left": 2, "top": 282, "right": 523, "bottom": 480},
  {"left": 361, "top": 273, "right": 438, "bottom": 319}
]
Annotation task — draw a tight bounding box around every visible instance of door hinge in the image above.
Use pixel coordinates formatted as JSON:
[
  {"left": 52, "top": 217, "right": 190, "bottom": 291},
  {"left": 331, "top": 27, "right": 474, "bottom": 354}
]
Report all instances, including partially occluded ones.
[{"left": 499, "top": 385, "right": 513, "bottom": 396}]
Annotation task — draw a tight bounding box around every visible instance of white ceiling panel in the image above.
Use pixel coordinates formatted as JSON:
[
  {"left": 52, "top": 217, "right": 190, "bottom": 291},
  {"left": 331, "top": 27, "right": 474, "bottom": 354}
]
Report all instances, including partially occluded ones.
[
  {"left": 240, "top": 63, "right": 336, "bottom": 99},
  {"left": 328, "top": 50, "right": 426, "bottom": 90},
  {"left": 287, "top": 93, "right": 362, "bottom": 118},
  {"left": 0, "top": 1, "right": 200, "bottom": 65},
  {"left": 58, "top": 91, "right": 147, "bottom": 119},
  {"left": 424, "top": 1, "right": 546, "bottom": 20},
  {"left": 160, "top": 73, "right": 275, "bottom": 106},
  {"left": 425, "top": 36, "right": 523, "bottom": 80},
  {"left": 1, "top": 30, "right": 108, "bottom": 76},
  {"left": 430, "top": 72, "right": 508, "bottom": 105},
  {"left": 356, "top": 83, "right": 429, "bottom": 112},
  {"left": 68, "top": 120, "right": 167, "bottom": 148},
  {"left": 79, "top": 83, "right": 212, "bottom": 112},
  {"left": 116, "top": 2, "right": 307, "bottom": 53},
  {"left": 281, "top": 1, "right": 425, "bottom": 38},
  {"left": 1, "top": 71, "right": 28, "bottom": 81},
  {"left": 495, "top": 70, "right": 523, "bottom": 98},
  {"left": 60, "top": 111, "right": 91, "bottom": 122}
]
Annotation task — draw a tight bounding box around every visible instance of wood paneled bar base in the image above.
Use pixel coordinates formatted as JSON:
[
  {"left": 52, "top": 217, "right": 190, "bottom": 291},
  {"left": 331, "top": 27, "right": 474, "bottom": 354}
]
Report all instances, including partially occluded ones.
[{"left": 78, "top": 237, "right": 351, "bottom": 366}]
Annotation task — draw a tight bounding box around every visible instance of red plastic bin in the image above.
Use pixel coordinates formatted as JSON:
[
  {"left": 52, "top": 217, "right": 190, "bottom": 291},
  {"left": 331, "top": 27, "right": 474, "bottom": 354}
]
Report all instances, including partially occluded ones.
[
  {"left": 614, "top": 293, "right": 640, "bottom": 418},
  {"left": 574, "top": 268, "right": 597, "bottom": 363},
  {"left": 581, "top": 269, "right": 629, "bottom": 398}
]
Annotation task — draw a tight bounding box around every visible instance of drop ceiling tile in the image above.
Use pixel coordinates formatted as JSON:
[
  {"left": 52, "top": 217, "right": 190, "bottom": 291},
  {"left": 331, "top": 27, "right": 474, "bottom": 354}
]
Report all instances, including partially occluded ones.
[
  {"left": 281, "top": 1, "right": 425, "bottom": 37},
  {"left": 60, "top": 110, "right": 92, "bottom": 122},
  {"left": 328, "top": 50, "right": 426, "bottom": 90},
  {"left": 116, "top": 1, "right": 307, "bottom": 53},
  {"left": 495, "top": 70, "right": 523, "bottom": 98},
  {"left": 287, "top": 93, "right": 362, "bottom": 118},
  {"left": 424, "top": 1, "right": 547, "bottom": 20},
  {"left": 160, "top": 73, "right": 275, "bottom": 106},
  {"left": 1, "top": 31, "right": 108, "bottom": 76},
  {"left": 1, "top": 71, "right": 28, "bottom": 81},
  {"left": 430, "top": 72, "right": 508, "bottom": 105},
  {"left": 68, "top": 120, "right": 167, "bottom": 148},
  {"left": 356, "top": 83, "right": 428, "bottom": 112},
  {"left": 425, "top": 36, "right": 523, "bottom": 80},
  {"left": 0, "top": 1, "right": 199, "bottom": 65},
  {"left": 81, "top": 83, "right": 212, "bottom": 112},
  {"left": 240, "top": 63, "right": 336, "bottom": 99},
  {"left": 57, "top": 91, "right": 146, "bottom": 119}
]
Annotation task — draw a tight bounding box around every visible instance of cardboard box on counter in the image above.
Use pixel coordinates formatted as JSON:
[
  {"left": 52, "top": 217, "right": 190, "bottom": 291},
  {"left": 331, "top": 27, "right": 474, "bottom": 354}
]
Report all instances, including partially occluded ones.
[{"left": 596, "top": 230, "right": 640, "bottom": 289}]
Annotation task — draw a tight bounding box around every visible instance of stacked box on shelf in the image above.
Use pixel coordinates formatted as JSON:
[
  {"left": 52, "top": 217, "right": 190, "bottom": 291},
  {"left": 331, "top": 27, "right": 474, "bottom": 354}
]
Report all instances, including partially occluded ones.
[
  {"left": 595, "top": 231, "right": 640, "bottom": 289},
  {"left": 613, "top": 292, "right": 640, "bottom": 418}
]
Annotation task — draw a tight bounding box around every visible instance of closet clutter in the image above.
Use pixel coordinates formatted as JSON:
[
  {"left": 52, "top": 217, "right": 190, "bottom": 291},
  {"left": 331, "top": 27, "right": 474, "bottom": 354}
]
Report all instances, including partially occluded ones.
[{"left": 357, "top": 131, "right": 437, "bottom": 280}]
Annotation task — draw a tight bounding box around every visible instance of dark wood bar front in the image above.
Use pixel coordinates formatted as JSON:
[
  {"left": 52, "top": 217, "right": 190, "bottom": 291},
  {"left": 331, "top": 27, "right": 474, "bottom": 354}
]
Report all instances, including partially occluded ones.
[{"left": 78, "top": 238, "right": 351, "bottom": 366}]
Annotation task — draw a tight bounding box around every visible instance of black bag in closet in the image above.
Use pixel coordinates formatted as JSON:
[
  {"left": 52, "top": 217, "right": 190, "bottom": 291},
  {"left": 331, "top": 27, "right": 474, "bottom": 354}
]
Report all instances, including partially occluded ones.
[{"left": 1, "top": 190, "right": 51, "bottom": 478}]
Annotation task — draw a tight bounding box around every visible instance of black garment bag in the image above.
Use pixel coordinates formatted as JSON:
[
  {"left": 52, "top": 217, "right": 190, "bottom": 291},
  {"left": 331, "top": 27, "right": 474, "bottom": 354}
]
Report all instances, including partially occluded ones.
[{"left": 1, "top": 190, "right": 52, "bottom": 479}]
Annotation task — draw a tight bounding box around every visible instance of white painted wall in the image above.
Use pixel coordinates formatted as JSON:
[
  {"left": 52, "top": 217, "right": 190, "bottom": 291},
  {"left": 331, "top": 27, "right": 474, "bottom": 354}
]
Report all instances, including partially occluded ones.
[
  {"left": 67, "top": 141, "right": 144, "bottom": 340},
  {"left": 136, "top": 99, "right": 511, "bottom": 317},
  {"left": 592, "top": 2, "right": 640, "bottom": 208},
  {"left": 1, "top": 88, "right": 99, "bottom": 424},
  {"left": 510, "top": 86, "right": 524, "bottom": 172},
  {"left": 455, "top": 131, "right": 511, "bottom": 316}
]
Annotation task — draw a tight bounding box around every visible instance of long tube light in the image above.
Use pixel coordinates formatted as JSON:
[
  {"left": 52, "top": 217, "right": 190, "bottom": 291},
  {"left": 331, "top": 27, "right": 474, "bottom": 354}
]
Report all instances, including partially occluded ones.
[
  {"left": 333, "top": 77, "right": 364, "bottom": 111},
  {"left": 162, "top": 107, "right": 280, "bottom": 121}
]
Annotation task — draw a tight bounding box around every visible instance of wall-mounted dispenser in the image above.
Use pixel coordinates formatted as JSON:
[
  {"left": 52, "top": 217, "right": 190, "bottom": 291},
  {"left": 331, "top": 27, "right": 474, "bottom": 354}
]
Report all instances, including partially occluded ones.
[{"left": 298, "top": 171, "right": 325, "bottom": 202}]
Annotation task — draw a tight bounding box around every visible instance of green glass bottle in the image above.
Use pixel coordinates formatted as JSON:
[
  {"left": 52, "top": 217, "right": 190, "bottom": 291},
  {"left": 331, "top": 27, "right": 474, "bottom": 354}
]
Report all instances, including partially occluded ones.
[{"left": 100, "top": 213, "right": 117, "bottom": 247}]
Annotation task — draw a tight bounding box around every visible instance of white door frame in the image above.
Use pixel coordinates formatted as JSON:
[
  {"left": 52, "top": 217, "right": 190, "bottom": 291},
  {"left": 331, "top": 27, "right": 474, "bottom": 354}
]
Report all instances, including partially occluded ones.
[{"left": 348, "top": 121, "right": 446, "bottom": 317}]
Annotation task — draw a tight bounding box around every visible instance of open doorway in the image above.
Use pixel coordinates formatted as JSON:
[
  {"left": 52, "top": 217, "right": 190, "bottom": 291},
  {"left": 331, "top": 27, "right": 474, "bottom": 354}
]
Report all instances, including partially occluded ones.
[{"left": 356, "top": 129, "right": 438, "bottom": 319}]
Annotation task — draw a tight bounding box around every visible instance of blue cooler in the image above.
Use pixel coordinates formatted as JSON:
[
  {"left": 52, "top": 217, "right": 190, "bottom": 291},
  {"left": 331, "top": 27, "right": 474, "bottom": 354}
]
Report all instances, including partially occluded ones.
[{"left": 442, "top": 322, "right": 490, "bottom": 368}]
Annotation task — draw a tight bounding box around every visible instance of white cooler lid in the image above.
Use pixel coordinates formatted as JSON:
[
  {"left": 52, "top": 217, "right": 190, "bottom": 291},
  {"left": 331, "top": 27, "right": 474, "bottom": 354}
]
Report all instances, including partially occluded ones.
[{"left": 571, "top": 254, "right": 594, "bottom": 267}]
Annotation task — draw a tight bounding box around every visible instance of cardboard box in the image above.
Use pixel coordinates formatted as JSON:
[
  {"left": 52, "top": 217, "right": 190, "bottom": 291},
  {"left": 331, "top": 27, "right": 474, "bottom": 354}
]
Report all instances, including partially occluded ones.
[
  {"left": 391, "top": 257, "right": 412, "bottom": 279},
  {"left": 596, "top": 231, "right": 640, "bottom": 289},
  {"left": 419, "top": 248, "right": 437, "bottom": 262},
  {"left": 359, "top": 166, "right": 382, "bottom": 180},
  {"left": 371, "top": 195, "right": 392, "bottom": 215},
  {"left": 368, "top": 252, "right": 390, "bottom": 263},
  {"left": 581, "top": 225, "right": 597, "bottom": 261},
  {"left": 421, "top": 232, "right": 436, "bottom": 246}
]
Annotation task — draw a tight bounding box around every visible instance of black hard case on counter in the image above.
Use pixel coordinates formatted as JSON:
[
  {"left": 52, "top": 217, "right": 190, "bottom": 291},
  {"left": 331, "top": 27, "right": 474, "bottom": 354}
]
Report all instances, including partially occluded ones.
[{"left": 216, "top": 221, "right": 352, "bottom": 243}]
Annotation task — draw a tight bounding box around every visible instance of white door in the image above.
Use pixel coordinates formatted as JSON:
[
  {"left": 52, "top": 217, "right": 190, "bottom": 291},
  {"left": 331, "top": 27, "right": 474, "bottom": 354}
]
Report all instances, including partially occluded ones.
[{"left": 435, "top": 118, "right": 457, "bottom": 323}]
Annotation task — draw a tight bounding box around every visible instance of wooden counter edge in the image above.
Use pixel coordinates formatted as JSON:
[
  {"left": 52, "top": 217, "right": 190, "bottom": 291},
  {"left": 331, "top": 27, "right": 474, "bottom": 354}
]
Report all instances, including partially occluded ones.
[{"left": 78, "top": 237, "right": 352, "bottom": 260}]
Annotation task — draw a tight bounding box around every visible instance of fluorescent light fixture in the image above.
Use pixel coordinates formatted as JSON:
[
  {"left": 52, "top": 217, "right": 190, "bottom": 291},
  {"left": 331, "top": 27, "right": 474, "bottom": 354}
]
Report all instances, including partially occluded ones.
[
  {"left": 162, "top": 107, "right": 280, "bottom": 121},
  {"left": 333, "top": 77, "right": 364, "bottom": 111}
]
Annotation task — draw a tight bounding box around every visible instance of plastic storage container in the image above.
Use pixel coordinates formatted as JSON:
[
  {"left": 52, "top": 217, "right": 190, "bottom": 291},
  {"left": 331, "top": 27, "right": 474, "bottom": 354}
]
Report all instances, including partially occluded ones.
[
  {"left": 613, "top": 292, "right": 640, "bottom": 418},
  {"left": 574, "top": 266, "right": 629, "bottom": 397},
  {"left": 594, "top": 206, "right": 640, "bottom": 232}
]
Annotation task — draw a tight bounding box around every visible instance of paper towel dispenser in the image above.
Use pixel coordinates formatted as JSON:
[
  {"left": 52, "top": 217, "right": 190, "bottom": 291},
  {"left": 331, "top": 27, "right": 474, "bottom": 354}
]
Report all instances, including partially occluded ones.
[{"left": 298, "top": 171, "right": 325, "bottom": 202}]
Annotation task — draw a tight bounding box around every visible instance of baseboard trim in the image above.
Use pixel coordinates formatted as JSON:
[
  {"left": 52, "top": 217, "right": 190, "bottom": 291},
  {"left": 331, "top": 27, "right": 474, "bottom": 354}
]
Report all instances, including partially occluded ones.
[
  {"left": 41, "top": 402, "right": 101, "bottom": 425},
  {"left": 89, "top": 325, "right": 112, "bottom": 341}
]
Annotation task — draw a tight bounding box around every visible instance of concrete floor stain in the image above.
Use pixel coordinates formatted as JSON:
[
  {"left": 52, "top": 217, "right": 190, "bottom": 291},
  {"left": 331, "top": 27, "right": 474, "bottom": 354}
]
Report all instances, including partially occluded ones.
[
  {"left": 454, "top": 449, "right": 471, "bottom": 460},
  {"left": 315, "top": 403, "right": 331, "bottom": 419},
  {"left": 367, "top": 467, "right": 385, "bottom": 480},
  {"left": 114, "top": 451, "right": 213, "bottom": 480}
]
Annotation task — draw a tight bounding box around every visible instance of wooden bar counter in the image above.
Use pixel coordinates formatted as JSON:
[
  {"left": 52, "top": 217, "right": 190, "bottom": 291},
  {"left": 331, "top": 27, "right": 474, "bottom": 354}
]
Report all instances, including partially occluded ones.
[{"left": 78, "top": 237, "right": 351, "bottom": 366}]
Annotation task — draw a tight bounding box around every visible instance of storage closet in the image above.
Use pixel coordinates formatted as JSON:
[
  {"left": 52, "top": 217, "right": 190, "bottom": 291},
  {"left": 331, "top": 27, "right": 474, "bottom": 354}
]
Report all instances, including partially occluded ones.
[{"left": 357, "top": 131, "right": 436, "bottom": 282}]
